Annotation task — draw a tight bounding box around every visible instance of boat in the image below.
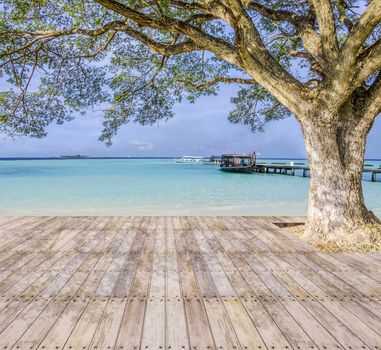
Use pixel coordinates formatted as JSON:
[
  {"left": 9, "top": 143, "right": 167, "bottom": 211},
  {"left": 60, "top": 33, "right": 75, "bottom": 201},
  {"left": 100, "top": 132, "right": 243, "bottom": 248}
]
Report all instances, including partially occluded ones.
[
  {"left": 175, "top": 156, "right": 205, "bottom": 163},
  {"left": 60, "top": 154, "right": 89, "bottom": 159},
  {"left": 219, "top": 152, "right": 256, "bottom": 173}
]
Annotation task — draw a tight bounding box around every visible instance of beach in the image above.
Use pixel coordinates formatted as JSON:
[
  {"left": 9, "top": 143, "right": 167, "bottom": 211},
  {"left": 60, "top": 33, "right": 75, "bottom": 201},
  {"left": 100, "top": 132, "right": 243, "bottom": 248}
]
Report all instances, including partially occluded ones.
[
  {"left": 1, "top": 158, "right": 381, "bottom": 216},
  {"left": 0, "top": 160, "right": 380, "bottom": 347}
]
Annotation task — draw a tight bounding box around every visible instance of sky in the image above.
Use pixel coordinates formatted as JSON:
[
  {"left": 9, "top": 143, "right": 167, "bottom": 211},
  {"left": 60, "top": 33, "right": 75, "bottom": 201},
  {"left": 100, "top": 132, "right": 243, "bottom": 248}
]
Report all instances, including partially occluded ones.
[
  {"left": 1, "top": 1, "right": 379, "bottom": 159},
  {"left": 0, "top": 84, "right": 380, "bottom": 159}
]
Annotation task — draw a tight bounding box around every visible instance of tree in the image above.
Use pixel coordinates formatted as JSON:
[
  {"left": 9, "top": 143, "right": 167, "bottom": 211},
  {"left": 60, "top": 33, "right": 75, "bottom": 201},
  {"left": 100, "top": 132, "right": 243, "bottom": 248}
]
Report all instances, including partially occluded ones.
[{"left": 0, "top": 0, "right": 380, "bottom": 244}]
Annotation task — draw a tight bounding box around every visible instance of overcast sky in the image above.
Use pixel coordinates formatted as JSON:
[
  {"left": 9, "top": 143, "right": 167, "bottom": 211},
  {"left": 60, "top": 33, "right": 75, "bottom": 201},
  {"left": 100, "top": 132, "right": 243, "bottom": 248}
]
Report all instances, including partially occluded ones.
[{"left": 1, "top": 84, "right": 380, "bottom": 158}]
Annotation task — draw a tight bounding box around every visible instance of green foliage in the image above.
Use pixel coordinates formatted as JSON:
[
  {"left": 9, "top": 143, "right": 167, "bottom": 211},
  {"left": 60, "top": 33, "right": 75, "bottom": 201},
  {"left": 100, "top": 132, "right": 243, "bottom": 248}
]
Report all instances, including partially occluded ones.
[
  {"left": 0, "top": 0, "right": 376, "bottom": 144},
  {"left": 229, "top": 85, "right": 291, "bottom": 132}
]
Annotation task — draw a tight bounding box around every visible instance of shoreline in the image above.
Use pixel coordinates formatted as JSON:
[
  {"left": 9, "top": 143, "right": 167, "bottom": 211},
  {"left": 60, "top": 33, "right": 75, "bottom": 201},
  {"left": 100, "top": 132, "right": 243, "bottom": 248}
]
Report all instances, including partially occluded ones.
[
  {"left": 1, "top": 158, "right": 380, "bottom": 217},
  {"left": 1, "top": 156, "right": 381, "bottom": 161}
]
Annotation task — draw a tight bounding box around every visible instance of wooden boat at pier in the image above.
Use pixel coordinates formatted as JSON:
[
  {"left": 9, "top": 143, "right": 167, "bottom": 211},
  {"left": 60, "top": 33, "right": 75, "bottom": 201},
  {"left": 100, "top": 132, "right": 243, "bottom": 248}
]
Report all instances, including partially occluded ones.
[{"left": 219, "top": 152, "right": 256, "bottom": 173}]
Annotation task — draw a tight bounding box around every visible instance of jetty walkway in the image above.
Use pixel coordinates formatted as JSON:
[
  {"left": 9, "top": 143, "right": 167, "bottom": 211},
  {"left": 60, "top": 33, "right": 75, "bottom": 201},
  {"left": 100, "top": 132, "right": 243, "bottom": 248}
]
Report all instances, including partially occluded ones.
[
  {"left": 255, "top": 163, "right": 381, "bottom": 181},
  {"left": 0, "top": 216, "right": 380, "bottom": 349}
]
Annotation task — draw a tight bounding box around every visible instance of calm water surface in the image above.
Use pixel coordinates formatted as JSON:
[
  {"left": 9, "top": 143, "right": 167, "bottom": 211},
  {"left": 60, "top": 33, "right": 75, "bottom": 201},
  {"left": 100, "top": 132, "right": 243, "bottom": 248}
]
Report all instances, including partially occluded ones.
[{"left": 0, "top": 158, "right": 380, "bottom": 216}]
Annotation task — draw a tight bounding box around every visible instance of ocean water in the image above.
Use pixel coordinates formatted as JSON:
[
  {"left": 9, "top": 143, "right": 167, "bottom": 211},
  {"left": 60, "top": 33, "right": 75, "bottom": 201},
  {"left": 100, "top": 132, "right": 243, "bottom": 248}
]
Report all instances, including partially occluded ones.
[{"left": 0, "top": 158, "right": 380, "bottom": 216}]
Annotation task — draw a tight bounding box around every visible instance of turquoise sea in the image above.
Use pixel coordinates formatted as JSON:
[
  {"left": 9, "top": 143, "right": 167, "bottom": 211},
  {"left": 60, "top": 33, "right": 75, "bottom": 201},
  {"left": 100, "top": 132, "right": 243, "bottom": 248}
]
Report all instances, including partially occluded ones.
[{"left": 0, "top": 158, "right": 380, "bottom": 216}]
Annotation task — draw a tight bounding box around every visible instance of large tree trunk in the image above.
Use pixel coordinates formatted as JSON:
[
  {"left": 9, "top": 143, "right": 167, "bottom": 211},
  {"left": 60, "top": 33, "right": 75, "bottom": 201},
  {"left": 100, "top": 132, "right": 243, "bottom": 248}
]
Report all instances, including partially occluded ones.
[{"left": 301, "top": 110, "right": 380, "bottom": 245}]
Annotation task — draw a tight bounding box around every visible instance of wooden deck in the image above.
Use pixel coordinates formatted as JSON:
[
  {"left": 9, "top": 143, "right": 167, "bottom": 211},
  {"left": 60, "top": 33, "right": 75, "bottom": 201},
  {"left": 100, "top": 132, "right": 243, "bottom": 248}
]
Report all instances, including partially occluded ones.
[{"left": 0, "top": 216, "right": 381, "bottom": 350}]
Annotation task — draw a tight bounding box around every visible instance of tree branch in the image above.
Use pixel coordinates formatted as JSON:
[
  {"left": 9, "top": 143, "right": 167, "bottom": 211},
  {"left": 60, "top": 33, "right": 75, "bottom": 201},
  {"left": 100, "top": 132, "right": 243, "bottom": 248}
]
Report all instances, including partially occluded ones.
[
  {"left": 356, "top": 39, "right": 381, "bottom": 85},
  {"left": 322, "top": 2, "right": 381, "bottom": 109},
  {"left": 94, "top": 0, "right": 240, "bottom": 65},
  {"left": 289, "top": 50, "right": 324, "bottom": 77},
  {"left": 248, "top": 2, "right": 303, "bottom": 25},
  {"left": 343, "top": 0, "right": 381, "bottom": 58},
  {"left": 121, "top": 28, "right": 199, "bottom": 55},
  {"left": 180, "top": 77, "right": 256, "bottom": 89},
  {"left": 248, "top": 1, "right": 323, "bottom": 63},
  {"left": 336, "top": 0, "right": 354, "bottom": 32},
  {"left": 0, "top": 21, "right": 201, "bottom": 66},
  {"left": 0, "top": 21, "right": 126, "bottom": 59},
  {"left": 93, "top": 0, "right": 306, "bottom": 115},
  {"left": 360, "top": 72, "right": 381, "bottom": 130},
  {"left": 224, "top": 0, "right": 306, "bottom": 114},
  {"left": 169, "top": 0, "right": 206, "bottom": 12},
  {"left": 308, "top": 0, "right": 338, "bottom": 60}
]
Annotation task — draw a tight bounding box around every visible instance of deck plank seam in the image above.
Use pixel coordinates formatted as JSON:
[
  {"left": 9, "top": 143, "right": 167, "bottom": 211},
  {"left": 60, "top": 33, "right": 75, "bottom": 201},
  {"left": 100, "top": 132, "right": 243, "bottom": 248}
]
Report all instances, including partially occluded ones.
[
  {"left": 28, "top": 220, "right": 124, "bottom": 350},
  {"left": 213, "top": 217, "right": 326, "bottom": 349},
  {"left": 200, "top": 217, "right": 292, "bottom": 350},
  {"left": 263, "top": 251, "right": 380, "bottom": 348},
  {"left": 0, "top": 220, "right": 116, "bottom": 349},
  {"left": 195, "top": 217, "right": 267, "bottom": 350}
]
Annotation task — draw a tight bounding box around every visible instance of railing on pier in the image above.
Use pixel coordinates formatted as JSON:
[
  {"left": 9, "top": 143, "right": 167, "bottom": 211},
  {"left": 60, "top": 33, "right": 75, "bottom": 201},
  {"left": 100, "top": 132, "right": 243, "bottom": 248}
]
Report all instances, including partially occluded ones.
[{"left": 254, "top": 163, "right": 381, "bottom": 182}]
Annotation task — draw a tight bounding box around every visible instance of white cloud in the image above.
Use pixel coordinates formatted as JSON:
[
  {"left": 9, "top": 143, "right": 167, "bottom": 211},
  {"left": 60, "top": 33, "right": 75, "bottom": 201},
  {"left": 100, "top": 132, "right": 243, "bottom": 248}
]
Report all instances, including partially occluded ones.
[{"left": 128, "top": 140, "right": 154, "bottom": 151}]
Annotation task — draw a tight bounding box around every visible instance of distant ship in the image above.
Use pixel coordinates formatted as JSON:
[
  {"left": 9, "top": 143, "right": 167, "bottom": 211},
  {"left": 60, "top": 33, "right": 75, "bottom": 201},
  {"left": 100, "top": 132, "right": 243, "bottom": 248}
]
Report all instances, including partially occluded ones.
[{"left": 60, "top": 155, "right": 89, "bottom": 159}]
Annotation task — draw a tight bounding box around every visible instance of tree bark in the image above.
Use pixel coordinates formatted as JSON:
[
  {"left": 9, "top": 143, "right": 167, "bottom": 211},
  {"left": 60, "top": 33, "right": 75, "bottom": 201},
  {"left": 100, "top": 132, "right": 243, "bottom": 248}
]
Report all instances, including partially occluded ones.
[{"left": 301, "top": 111, "right": 380, "bottom": 244}]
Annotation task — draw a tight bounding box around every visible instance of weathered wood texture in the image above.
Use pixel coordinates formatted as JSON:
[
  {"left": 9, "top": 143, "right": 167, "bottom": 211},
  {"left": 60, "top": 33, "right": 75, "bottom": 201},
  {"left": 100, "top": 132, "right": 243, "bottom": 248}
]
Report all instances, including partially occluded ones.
[{"left": 0, "top": 216, "right": 380, "bottom": 350}]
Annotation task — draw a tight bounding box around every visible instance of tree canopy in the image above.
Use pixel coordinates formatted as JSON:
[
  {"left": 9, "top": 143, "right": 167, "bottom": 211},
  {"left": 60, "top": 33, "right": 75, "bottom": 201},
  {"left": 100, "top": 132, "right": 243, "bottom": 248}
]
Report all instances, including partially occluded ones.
[{"left": 0, "top": 0, "right": 380, "bottom": 144}]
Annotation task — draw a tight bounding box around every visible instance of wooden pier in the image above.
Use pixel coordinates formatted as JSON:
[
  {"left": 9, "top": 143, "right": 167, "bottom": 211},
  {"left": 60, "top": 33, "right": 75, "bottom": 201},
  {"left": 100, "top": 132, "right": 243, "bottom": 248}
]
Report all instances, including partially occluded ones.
[
  {"left": 0, "top": 216, "right": 381, "bottom": 350},
  {"left": 255, "top": 163, "right": 381, "bottom": 181}
]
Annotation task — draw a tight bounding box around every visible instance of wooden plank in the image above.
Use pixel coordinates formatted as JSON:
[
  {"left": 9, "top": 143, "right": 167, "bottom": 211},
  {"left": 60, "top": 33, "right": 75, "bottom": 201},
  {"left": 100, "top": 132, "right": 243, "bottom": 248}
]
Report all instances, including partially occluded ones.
[
  {"left": 0, "top": 216, "right": 380, "bottom": 350},
  {"left": 199, "top": 218, "right": 293, "bottom": 349},
  {"left": 0, "top": 228, "right": 113, "bottom": 350},
  {"left": 282, "top": 253, "right": 359, "bottom": 298},
  {"left": 89, "top": 298, "right": 126, "bottom": 350},
  {"left": 0, "top": 229, "right": 103, "bottom": 335},
  {"left": 262, "top": 252, "right": 375, "bottom": 348},
  {"left": 204, "top": 298, "right": 243, "bottom": 349},
  {"left": 114, "top": 299, "right": 146, "bottom": 350},
  {"left": 241, "top": 297, "right": 292, "bottom": 349},
  {"left": 176, "top": 218, "right": 215, "bottom": 350},
  {"left": 165, "top": 217, "right": 189, "bottom": 350},
  {"left": 174, "top": 219, "right": 200, "bottom": 299},
  {"left": 184, "top": 299, "right": 215, "bottom": 350},
  {"left": 328, "top": 252, "right": 381, "bottom": 284},
  {"left": 61, "top": 228, "right": 126, "bottom": 350},
  {"left": 257, "top": 253, "right": 365, "bottom": 349},
  {"left": 241, "top": 216, "right": 316, "bottom": 253},
  {"left": 34, "top": 227, "right": 121, "bottom": 350},
  {"left": 209, "top": 219, "right": 317, "bottom": 349},
  {"left": 141, "top": 217, "right": 166, "bottom": 350},
  {"left": 90, "top": 220, "right": 143, "bottom": 350},
  {"left": 63, "top": 299, "right": 108, "bottom": 350},
  {"left": 114, "top": 217, "right": 155, "bottom": 350},
  {"left": 223, "top": 299, "right": 266, "bottom": 349},
  {"left": 166, "top": 299, "right": 189, "bottom": 350},
  {"left": 296, "top": 253, "right": 378, "bottom": 297}
]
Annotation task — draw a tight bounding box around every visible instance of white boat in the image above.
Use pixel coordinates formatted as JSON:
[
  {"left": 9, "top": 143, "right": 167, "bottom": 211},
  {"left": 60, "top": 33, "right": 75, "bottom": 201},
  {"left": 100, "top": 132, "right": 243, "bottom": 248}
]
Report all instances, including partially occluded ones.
[{"left": 175, "top": 156, "right": 205, "bottom": 163}]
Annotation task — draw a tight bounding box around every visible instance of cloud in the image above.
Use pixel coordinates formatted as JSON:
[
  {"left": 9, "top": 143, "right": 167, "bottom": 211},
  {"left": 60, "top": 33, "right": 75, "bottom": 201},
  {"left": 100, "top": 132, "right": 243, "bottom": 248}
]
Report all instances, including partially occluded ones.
[
  {"left": 128, "top": 140, "right": 154, "bottom": 151},
  {"left": 1, "top": 81, "right": 380, "bottom": 158}
]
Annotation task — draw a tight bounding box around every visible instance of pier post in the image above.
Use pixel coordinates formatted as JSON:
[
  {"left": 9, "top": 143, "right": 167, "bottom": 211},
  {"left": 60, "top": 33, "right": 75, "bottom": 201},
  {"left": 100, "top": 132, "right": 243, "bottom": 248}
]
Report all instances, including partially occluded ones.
[
  {"left": 372, "top": 172, "right": 376, "bottom": 182},
  {"left": 303, "top": 169, "right": 306, "bottom": 177},
  {"left": 291, "top": 168, "right": 295, "bottom": 176}
]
